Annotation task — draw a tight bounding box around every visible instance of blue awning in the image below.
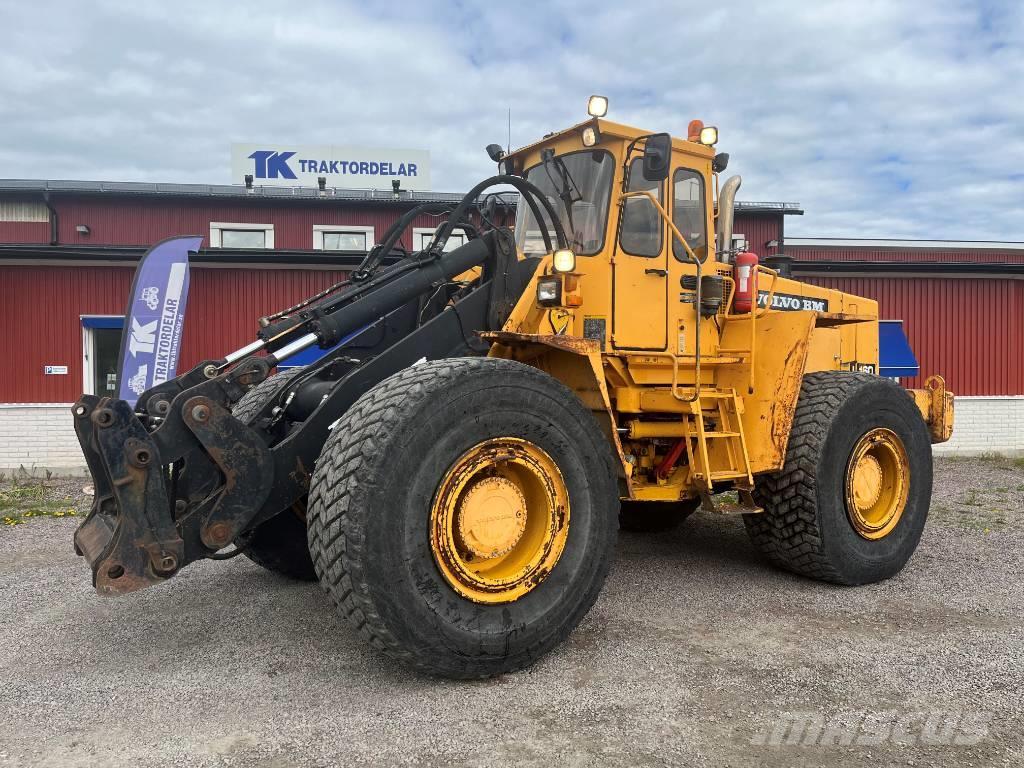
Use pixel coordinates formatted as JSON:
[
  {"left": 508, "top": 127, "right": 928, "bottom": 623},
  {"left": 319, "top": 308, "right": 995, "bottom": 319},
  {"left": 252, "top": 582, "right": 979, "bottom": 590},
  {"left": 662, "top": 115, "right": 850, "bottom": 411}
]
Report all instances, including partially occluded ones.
[
  {"left": 81, "top": 315, "right": 124, "bottom": 329},
  {"left": 879, "top": 320, "right": 918, "bottom": 378}
]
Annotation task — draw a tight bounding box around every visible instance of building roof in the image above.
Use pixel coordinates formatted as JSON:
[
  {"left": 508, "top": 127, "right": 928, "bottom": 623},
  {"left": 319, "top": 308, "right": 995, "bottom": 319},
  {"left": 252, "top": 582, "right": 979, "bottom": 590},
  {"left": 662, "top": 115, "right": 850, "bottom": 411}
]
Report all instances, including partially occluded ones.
[
  {"left": 0, "top": 178, "right": 802, "bottom": 214},
  {"left": 0, "top": 178, "right": 466, "bottom": 204}
]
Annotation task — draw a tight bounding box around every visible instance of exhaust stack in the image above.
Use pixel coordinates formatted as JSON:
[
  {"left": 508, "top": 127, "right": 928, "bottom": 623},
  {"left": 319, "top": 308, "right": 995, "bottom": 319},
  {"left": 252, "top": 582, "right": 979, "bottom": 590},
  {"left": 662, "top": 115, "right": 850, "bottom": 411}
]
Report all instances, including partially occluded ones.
[{"left": 717, "top": 175, "right": 742, "bottom": 263}]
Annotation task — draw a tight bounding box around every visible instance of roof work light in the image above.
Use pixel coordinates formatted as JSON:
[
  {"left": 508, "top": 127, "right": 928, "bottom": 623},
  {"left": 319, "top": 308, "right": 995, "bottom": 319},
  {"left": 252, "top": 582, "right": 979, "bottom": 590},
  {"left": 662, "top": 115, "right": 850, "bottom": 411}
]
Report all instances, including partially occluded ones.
[
  {"left": 587, "top": 95, "right": 608, "bottom": 118},
  {"left": 699, "top": 126, "right": 719, "bottom": 146}
]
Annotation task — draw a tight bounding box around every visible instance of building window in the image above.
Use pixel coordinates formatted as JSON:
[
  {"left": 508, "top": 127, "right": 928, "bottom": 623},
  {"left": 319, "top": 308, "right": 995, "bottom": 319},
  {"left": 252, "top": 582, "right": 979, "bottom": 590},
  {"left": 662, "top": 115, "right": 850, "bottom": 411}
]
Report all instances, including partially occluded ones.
[
  {"left": 210, "top": 222, "right": 274, "bottom": 249},
  {"left": 732, "top": 234, "right": 747, "bottom": 251},
  {"left": 313, "top": 225, "right": 375, "bottom": 252},
  {"left": 412, "top": 227, "right": 467, "bottom": 252}
]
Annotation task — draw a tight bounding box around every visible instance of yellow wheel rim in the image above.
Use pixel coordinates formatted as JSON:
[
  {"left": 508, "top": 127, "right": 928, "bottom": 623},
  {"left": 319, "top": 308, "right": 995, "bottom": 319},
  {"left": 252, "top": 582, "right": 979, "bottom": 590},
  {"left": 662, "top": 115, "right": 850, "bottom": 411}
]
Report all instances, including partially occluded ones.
[
  {"left": 845, "top": 428, "right": 910, "bottom": 541},
  {"left": 430, "top": 437, "right": 569, "bottom": 604}
]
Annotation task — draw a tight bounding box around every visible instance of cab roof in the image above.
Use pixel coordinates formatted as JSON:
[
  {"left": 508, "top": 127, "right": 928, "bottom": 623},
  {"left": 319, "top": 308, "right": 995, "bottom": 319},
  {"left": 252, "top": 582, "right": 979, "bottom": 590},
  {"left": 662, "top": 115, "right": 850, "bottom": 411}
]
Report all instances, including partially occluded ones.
[{"left": 506, "top": 118, "right": 716, "bottom": 163}]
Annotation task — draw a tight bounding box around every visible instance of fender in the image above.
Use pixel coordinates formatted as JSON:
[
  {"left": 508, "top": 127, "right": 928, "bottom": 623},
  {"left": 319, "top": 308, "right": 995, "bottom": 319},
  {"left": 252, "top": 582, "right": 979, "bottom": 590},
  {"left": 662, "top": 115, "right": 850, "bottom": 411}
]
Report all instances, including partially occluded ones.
[{"left": 483, "top": 330, "right": 634, "bottom": 497}]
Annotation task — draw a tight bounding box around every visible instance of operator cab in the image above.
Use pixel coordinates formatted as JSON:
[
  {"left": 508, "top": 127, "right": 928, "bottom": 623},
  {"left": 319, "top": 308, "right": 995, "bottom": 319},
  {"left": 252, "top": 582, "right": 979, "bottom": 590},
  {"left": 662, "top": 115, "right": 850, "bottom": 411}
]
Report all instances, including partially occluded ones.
[{"left": 499, "top": 97, "right": 723, "bottom": 353}]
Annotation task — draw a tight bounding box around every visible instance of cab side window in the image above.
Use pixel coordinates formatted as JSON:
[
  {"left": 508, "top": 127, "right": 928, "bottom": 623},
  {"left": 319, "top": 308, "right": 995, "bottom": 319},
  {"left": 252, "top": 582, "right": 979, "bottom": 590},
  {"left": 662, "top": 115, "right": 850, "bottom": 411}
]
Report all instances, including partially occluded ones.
[
  {"left": 619, "top": 157, "right": 663, "bottom": 257},
  {"left": 672, "top": 169, "right": 707, "bottom": 262}
]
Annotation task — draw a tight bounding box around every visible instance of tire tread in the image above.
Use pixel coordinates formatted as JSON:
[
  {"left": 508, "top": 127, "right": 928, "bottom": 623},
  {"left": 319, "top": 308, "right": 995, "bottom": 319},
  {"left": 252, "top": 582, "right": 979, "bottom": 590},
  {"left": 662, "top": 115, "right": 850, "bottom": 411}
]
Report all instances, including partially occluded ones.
[
  {"left": 744, "top": 371, "right": 920, "bottom": 583},
  {"left": 307, "top": 357, "right": 617, "bottom": 677}
]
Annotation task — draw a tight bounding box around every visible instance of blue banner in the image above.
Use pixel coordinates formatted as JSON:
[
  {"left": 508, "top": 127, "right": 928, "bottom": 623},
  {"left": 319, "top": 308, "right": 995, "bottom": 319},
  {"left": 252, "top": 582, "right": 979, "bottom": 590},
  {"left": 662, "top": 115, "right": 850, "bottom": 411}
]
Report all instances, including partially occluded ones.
[{"left": 117, "top": 235, "right": 202, "bottom": 405}]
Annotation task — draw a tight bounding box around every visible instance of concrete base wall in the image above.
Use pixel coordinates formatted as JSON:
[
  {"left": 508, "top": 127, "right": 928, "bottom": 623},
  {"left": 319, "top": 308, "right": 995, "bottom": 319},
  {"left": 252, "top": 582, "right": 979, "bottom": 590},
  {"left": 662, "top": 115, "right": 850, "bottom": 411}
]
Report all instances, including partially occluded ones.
[
  {"left": 2, "top": 395, "right": 1022, "bottom": 474},
  {"left": 931, "top": 396, "right": 1024, "bottom": 456},
  {"left": 0, "top": 404, "right": 87, "bottom": 476}
]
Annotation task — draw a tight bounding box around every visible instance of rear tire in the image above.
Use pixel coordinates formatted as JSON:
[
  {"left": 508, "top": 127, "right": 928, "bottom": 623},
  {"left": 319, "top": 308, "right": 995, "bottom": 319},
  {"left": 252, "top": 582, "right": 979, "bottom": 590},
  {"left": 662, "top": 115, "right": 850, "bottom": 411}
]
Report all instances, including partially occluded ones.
[
  {"left": 307, "top": 358, "right": 619, "bottom": 678},
  {"left": 619, "top": 499, "right": 700, "bottom": 532},
  {"left": 231, "top": 367, "right": 316, "bottom": 582},
  {"left": 744, "top": 371, "right": 932, "bottom": 585}
]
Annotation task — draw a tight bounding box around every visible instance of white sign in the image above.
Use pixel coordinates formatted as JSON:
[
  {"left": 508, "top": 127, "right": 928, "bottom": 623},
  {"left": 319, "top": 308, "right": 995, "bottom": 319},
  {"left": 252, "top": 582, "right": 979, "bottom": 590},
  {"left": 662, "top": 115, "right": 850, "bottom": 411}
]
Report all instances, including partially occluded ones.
[
  {"left": 231, "top": 144, "right": 431, "bottom": 191},
  {"left": 44, "top": 365, "right": 68, "bottom": 375}
]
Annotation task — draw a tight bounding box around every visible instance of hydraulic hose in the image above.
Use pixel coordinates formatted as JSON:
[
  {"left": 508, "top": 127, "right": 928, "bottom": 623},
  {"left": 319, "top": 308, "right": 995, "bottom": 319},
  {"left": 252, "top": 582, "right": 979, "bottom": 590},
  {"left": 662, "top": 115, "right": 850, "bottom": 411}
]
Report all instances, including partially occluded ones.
[{"left": 432, "top": 175, "right": 568, "bottom": 254}]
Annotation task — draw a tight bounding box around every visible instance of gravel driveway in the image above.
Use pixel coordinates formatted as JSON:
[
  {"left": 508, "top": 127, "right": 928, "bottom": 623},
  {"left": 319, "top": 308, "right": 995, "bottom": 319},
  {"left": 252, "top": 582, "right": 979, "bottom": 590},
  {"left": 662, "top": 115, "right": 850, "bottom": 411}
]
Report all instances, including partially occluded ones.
[{"left": 1, "top": 457, "right": 1021, "bottom": 767}]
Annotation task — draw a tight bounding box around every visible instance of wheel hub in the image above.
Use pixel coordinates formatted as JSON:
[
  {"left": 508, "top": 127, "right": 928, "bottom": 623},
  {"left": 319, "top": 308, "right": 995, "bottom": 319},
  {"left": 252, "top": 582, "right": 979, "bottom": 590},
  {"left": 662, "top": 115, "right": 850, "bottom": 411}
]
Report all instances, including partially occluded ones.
[
  {"left": 430, "top": 437, "right": 570, "bottom": 604},
  {"left": 457, "top": 476, "right": 527, "bottom": 559},
  {"left": 845, "top": 428, "right": 910, "bottom": 541},
  {"left": 851, "top": 454, "right": 883, "bottom": 510}
]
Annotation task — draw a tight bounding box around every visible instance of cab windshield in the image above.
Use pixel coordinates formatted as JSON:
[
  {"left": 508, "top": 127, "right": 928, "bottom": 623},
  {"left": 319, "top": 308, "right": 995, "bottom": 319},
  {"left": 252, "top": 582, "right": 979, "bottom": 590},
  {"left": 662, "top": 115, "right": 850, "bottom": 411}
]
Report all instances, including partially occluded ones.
[{"left": 514, "top": 149, "right": 615, "bottom": 256}]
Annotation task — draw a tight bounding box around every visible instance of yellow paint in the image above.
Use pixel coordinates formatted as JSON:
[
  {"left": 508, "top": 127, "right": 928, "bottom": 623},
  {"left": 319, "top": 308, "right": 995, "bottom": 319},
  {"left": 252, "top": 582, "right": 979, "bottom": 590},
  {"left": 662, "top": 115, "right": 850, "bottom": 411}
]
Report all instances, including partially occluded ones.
[
  {"left": 484, "top": 115, "right": 951, "bottom": 513},
  {"left": 430, "top": 437, "right": 569, "bottom": 604},
  {"left": 844, "top": 428, "right": 909, "bottom": 540},
  {"left": 910, "top": 375, "right": 955, "bottom": 443}
]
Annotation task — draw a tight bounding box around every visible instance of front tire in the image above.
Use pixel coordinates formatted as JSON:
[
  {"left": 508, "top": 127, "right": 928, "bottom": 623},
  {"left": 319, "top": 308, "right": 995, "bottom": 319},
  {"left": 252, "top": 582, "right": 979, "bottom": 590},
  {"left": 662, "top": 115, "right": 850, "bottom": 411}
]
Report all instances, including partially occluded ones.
[
  {"left": 307, "top": 358, "right": 619, "bottom": 678},
  {"left": 231, "top": 367, "right": 316, "bottom": 582},
  {"left": 744, "top": 372, "right": 932, "bottom": 585}
]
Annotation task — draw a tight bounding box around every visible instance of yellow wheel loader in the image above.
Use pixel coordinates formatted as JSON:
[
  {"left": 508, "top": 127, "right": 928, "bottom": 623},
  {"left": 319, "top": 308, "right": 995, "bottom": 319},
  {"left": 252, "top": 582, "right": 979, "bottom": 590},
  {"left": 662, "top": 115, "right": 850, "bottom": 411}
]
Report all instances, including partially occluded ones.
[{"left": 72, "top": 97, "right": 954, "bottom": 678}]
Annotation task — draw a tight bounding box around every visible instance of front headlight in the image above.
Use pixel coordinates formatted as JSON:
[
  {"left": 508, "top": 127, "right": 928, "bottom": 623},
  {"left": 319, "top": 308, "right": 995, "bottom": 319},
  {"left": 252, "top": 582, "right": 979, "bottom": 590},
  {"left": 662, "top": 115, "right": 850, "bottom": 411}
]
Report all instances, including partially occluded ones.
[
  {"left": 537, "top": 277, "right": 562, "bottom": 306},
  {"left": 552, "top": 248, "right": 576, "bottom": 273}
]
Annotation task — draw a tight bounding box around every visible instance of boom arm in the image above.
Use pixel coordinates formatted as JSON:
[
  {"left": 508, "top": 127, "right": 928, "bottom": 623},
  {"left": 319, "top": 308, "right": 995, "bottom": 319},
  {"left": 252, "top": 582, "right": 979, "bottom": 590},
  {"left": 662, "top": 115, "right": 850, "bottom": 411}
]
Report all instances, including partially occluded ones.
[{"left": 71, "top": 175, "right": 566, "bottom": 595}]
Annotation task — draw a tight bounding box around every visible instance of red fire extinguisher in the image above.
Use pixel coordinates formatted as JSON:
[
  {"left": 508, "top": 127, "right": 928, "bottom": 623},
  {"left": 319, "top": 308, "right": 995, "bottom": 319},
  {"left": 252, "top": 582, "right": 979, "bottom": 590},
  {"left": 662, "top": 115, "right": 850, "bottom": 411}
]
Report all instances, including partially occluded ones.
[{"left": 733, "top": 251, "right": 759, "bottom": 313}]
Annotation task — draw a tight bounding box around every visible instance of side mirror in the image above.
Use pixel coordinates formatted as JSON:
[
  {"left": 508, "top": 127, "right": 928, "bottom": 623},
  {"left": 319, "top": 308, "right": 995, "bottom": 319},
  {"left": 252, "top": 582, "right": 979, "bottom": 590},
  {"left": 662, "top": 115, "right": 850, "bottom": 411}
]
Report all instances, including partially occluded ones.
[
  {"left": 712, "top": 152, "right": 730, "bottom": 173},
  {"left": 642, "top": 133, "right": 672, "bottom": 182}
]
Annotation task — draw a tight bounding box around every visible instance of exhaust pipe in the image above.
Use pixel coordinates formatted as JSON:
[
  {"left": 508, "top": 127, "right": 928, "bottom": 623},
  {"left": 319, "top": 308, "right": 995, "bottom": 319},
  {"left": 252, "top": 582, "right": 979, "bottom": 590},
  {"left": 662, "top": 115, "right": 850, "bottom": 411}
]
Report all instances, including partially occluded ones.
[{"left": 717, "top": 175, "right": 742, "bottom": 263}]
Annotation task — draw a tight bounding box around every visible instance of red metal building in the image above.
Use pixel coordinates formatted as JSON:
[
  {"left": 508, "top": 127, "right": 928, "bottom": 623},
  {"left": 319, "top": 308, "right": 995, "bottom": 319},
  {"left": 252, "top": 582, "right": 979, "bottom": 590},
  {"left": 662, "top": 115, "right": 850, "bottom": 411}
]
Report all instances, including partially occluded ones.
[
  {"left": 789, "top": 238, "right": 1024, "bottom": 397},
  {"left": 0, "top": 180, "right": 1020, "bottom": 468},
  {"left": 0, "top": 180, "right": 796, "bottom": 406}
]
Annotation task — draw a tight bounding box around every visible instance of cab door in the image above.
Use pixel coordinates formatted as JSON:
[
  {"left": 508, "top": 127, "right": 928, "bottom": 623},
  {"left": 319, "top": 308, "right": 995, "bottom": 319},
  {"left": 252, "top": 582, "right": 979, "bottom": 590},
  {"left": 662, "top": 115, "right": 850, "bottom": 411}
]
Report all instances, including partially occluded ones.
[{"left": 612, "top": 156, "right": 668, "bottom": 350}]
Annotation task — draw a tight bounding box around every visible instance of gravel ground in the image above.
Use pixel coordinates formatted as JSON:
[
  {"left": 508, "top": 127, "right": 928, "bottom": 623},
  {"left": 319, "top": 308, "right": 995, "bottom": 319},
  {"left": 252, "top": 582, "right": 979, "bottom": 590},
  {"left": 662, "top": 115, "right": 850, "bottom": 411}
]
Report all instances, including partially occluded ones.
[{"left": 1, "top": 457, "right": 1022, "bottom": 767}]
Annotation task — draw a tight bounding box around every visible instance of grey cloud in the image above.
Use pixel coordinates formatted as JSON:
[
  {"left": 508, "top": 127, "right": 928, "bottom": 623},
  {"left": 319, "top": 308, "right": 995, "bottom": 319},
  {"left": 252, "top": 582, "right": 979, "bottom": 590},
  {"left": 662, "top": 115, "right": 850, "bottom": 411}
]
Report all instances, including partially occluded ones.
[{"left": 0, "top": 0, "right": 1020, "bottom": 239}]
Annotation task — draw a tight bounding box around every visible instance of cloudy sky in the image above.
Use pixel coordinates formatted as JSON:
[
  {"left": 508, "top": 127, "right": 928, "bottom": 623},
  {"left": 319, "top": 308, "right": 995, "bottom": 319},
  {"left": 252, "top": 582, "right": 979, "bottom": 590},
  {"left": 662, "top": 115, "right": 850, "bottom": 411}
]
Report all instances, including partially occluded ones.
[{"left": 1, "top": 0, "right": 1021, "bottom": 239}]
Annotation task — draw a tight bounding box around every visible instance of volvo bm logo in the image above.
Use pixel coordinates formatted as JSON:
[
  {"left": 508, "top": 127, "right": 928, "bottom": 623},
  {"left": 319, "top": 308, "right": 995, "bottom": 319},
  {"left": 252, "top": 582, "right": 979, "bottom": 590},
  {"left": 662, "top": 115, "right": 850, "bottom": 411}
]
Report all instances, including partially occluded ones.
[{"left": 248, "top": 150, "right": 298, "bottom": 180}]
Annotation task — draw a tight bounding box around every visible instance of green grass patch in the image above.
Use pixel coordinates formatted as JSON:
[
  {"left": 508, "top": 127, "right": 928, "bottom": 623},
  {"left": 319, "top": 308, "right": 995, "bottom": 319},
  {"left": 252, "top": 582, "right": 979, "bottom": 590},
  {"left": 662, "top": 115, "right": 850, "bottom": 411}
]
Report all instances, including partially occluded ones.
[
  {"left": 0, "top": 477, "right": 83, "bottom": 526},
  {"left": 0, "top": 484, "right": 45, "bottom": 506}
]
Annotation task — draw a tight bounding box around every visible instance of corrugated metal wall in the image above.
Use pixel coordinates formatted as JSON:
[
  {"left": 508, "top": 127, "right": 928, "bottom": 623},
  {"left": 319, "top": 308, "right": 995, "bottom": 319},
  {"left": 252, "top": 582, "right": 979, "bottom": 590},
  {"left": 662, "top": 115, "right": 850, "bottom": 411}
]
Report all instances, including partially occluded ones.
[
  {"left": 0, "top": 221, "right": 49, "bottom": 243},
  {"left": 790, "top": 245, "right": 1024, "bottom": 264},
  {"left": 732, "top": 213, "right": 782, "bottom": 258},
  {"left": 803, "top": 275, "right": 1024, "bottom": 396},
  {"left": 3, "top": 194, "right": 769, "bottom": 251},
  {"left": 0, "top": 265, "right": 348, "bottom": 403},
  {"left": 46, "top": 197, "right": 509, "bottom": 249}
]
